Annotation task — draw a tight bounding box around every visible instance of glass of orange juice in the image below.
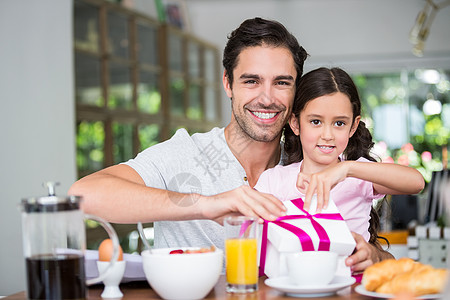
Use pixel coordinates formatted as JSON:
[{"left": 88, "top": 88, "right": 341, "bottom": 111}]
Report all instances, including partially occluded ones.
[{"left": 224, "top": 216, "right": 258, "bottom": 293}]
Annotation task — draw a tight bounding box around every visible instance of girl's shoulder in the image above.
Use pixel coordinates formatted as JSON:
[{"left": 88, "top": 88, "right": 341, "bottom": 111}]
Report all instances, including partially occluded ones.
[
  {"left": 255, "top": 162, "right": 301, "bottom": 199},
  {"left": 341, "top": 156, "right": 374, "bottom": 163},
  {"left": 257, "top": 162, "right": 301, "bottom": 186},
  {"left": 269, "top": 161, "right": 302, "bottom": 175},
  {"left": 356, "top": 157, "right": 372, "bottom": 163}
]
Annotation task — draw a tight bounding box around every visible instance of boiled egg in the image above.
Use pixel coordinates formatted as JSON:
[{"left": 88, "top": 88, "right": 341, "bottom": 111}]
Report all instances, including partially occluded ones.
[{"left": 98, "top": 238, "right": 123, "bottom": 262}]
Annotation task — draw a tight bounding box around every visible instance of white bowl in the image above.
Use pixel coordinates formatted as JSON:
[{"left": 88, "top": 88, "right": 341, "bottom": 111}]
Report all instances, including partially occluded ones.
[
  {"left": 286, "top": 251, "right": 338, "bottom": 286},
  {"left": 141, "top": 247, "right": 223, "bottom": 300}
]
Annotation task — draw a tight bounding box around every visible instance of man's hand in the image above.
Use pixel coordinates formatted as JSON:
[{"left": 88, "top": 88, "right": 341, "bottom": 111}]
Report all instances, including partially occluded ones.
[
  {"left": 345, "top": 232, "right": 394, "bottom": 273},
  {"left": 199, "top": 185, "right": 287, "bottom": 225}
]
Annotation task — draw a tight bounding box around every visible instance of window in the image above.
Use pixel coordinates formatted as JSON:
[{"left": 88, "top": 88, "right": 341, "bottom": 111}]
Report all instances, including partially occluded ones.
[
  {"left": 352, "top": 69, "right": 449, "bottom": 182},
  {"left": 353, "top": 68, "right": 449, "bottom": 231},
  {"left": 74, "top": 0, "right": 221, "bottom": 251}
]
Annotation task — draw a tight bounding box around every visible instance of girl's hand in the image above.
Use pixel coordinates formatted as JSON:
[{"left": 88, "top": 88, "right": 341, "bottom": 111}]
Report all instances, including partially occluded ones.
[
  {"left": 345, "top": 232, "right": 393, "bottom": 273},
  {"left": 345, "top": 232, "right": 379, "bottom": 273},
  {"left": 298, "top": 162, "right": 350, "bottom": 212}
]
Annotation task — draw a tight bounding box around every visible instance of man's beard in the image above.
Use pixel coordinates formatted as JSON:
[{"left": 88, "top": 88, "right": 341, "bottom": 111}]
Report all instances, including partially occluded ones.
[{"left": 231, "top": 103, "right": 286, "bottom": 143}]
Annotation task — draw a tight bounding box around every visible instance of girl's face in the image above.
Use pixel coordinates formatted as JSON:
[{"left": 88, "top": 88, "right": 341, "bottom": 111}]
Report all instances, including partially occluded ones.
[{"left": 289, "top": 92, "right": 360, "bottom": 172}]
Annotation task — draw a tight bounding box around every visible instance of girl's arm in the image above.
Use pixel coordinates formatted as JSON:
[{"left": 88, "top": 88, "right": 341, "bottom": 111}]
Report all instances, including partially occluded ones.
[
  {"left": 345, "top": 160, "right": 425, "bottom": 196},
  {"left": 300, "top": 161, "right": 425, "bottom": 212}
]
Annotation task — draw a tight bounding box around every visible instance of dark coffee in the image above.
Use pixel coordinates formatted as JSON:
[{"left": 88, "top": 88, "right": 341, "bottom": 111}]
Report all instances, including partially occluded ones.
[{"left": 26, "top": 254, "right": 86, "bottom": 300}]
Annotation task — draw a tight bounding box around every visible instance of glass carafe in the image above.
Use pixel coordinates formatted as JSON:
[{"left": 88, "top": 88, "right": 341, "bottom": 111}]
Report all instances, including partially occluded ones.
[{"left": 20, "top": 182, "right": 119, "bottom": 300}]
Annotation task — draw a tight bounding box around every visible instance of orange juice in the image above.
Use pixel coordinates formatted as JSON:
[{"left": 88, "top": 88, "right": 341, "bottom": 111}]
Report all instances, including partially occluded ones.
[{"left": 225, "top": 238, "right": 258, "bottom": 285}]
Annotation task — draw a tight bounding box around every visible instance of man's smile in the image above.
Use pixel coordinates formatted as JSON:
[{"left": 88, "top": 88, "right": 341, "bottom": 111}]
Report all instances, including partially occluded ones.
[{"left": 250, "top": 111, "right": 278, "bottom": 119}]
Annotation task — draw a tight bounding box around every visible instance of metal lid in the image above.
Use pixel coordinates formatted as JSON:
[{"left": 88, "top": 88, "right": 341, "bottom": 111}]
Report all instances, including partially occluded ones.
[{"left": 21, "top": 182, "right": 82, "bottom": 213}]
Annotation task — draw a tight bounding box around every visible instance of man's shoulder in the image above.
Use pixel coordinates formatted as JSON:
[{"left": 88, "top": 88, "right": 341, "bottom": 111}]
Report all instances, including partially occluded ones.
[
  {"left": 191, "top": 127, "right": 225, "bottom": 143},
  {"left": 158, "top": 127, "right": 225, "bottom": 149}
]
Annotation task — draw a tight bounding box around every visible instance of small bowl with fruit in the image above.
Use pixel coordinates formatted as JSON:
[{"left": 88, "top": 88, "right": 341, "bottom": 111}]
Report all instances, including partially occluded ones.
[{"left": 141, "top": 245, "right": 223, "bottom": 300}]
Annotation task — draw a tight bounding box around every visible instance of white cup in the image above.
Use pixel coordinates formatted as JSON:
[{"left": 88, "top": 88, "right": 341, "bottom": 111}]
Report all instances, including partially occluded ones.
[
  {"left": 286, "top": 251, "right": 338, "bottom": 286},
  {"left": 97, "top": 260, "right": 126, "bottom": 298}
]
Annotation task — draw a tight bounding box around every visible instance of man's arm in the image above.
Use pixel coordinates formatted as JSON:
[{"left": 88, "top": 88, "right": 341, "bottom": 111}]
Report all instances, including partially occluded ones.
[
  {"left": 69, "top": 164, "right": 286, "bottom": 224},
  {"left": 69, "top": 164, "right": 200, "bottom": 223}
]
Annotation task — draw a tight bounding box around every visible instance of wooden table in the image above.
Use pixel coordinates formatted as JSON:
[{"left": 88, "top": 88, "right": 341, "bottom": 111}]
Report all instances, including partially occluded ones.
[{"left": 3, "top": 276, "right": 371, "bottom": 299}]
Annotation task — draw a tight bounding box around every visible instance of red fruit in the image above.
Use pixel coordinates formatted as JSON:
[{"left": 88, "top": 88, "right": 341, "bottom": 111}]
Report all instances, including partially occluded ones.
[{"left": 169, "top": 249, "right": 184, "bottom": 254}]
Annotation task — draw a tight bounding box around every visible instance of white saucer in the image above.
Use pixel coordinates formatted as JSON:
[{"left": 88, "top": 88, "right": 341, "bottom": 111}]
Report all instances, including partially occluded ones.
[
  {"left": 354, "top": 284, "right": 443, "bottom": 299},
  {"left": 265, "top": 276, "right": 355, "bottom": 298}
]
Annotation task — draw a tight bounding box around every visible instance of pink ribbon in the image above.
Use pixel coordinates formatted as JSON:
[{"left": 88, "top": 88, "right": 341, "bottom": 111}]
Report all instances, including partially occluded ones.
[{"left": 259, "top": 198, "right": 344, "bottom": 277}]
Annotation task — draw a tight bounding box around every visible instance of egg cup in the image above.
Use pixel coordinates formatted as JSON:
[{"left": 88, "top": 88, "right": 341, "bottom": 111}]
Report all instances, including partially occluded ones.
[{"left": 97, "top": 260, "right": 126, "bottom": 298}]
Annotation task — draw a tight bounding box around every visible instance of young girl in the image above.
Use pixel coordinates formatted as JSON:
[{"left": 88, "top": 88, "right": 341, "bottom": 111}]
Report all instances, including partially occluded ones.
[{"left": 255, "top": 67, "right": 425, "bottom": 271}]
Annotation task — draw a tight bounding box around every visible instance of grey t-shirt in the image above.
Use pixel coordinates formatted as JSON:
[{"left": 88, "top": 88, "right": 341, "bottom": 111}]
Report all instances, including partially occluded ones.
[{"left": 124, "top": 127, "right": 250, "bottom": 251}]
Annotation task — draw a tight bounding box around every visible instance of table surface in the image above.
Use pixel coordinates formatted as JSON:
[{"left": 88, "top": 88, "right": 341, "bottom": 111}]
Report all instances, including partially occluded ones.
[{"left": 3, "top": 275, "right": 374, "bottom": 300}]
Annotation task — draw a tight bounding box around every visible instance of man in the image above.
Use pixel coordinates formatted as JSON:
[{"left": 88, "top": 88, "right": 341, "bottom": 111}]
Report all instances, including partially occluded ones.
[{"left": 69, "top": 17, "right": 392, "bottom": 273}]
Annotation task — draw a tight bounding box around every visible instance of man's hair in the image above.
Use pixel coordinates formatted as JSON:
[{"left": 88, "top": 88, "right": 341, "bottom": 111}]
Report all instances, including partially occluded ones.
[{"left": 222, "top": 17, "right": 308, "bottom": 89}]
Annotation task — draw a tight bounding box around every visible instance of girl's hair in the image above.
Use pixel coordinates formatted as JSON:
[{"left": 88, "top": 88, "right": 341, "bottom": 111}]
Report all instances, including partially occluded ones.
[
  {"left": 283, "top": 67, "right": 387, "bottom": 247},
  {"left": 284, "top": 67, "right": 375, "bottom": 164}
]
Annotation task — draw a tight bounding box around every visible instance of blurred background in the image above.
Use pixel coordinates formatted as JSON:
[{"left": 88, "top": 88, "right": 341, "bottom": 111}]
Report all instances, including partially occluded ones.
[{"left": 0, "top": 0, "right": 449, "bottom": 295}]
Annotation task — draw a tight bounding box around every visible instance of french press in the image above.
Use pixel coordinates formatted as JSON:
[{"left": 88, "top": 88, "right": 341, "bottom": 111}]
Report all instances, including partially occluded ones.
[{"left": 20, "top": 182, "right": 119, "bottom": 300}]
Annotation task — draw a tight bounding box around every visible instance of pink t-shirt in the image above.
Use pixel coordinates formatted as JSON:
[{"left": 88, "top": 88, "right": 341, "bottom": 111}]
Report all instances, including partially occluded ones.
[{"left": 254, "top": 157, "right": 384, "bottom": 241}]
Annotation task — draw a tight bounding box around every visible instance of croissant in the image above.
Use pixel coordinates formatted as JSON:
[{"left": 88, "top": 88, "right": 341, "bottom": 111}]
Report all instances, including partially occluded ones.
[
  {"left": 375, "top": 264, "right": 448, "bottom": 296},
  {"left": 362, "top": 258, "right": 417, "bottom": 291}
]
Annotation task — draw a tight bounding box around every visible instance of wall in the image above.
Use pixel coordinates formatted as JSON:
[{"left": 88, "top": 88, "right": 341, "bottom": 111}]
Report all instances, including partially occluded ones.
[
  {"left": 0, "top": 0, "right": 75, "bottom": 295},
  {"left": 183, "top": 0, "right": 450, "bottom": 124}
]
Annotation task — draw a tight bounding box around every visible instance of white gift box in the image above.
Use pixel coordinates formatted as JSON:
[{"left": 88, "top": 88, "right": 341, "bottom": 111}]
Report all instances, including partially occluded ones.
[{"left": 258, "top": 197, "right": 356, "bottom": 278}]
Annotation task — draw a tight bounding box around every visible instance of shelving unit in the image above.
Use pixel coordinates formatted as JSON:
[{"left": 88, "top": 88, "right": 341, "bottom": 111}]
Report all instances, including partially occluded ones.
[{"left": 74, "top": 0, "right": 222, "bottom": 251}]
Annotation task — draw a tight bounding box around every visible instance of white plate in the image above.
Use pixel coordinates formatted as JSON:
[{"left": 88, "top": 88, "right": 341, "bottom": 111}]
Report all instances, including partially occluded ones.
[
  {"left": 265, "top": 276, "right": 355, "bottom": 298},
  {"left": 354, "top": 284, "right": 443, "bottom": 299}
]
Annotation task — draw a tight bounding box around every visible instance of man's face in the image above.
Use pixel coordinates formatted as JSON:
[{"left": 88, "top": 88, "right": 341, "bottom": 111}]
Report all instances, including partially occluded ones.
[{"left": 223, "top": 46, "right": 297, "bottom": 143}]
